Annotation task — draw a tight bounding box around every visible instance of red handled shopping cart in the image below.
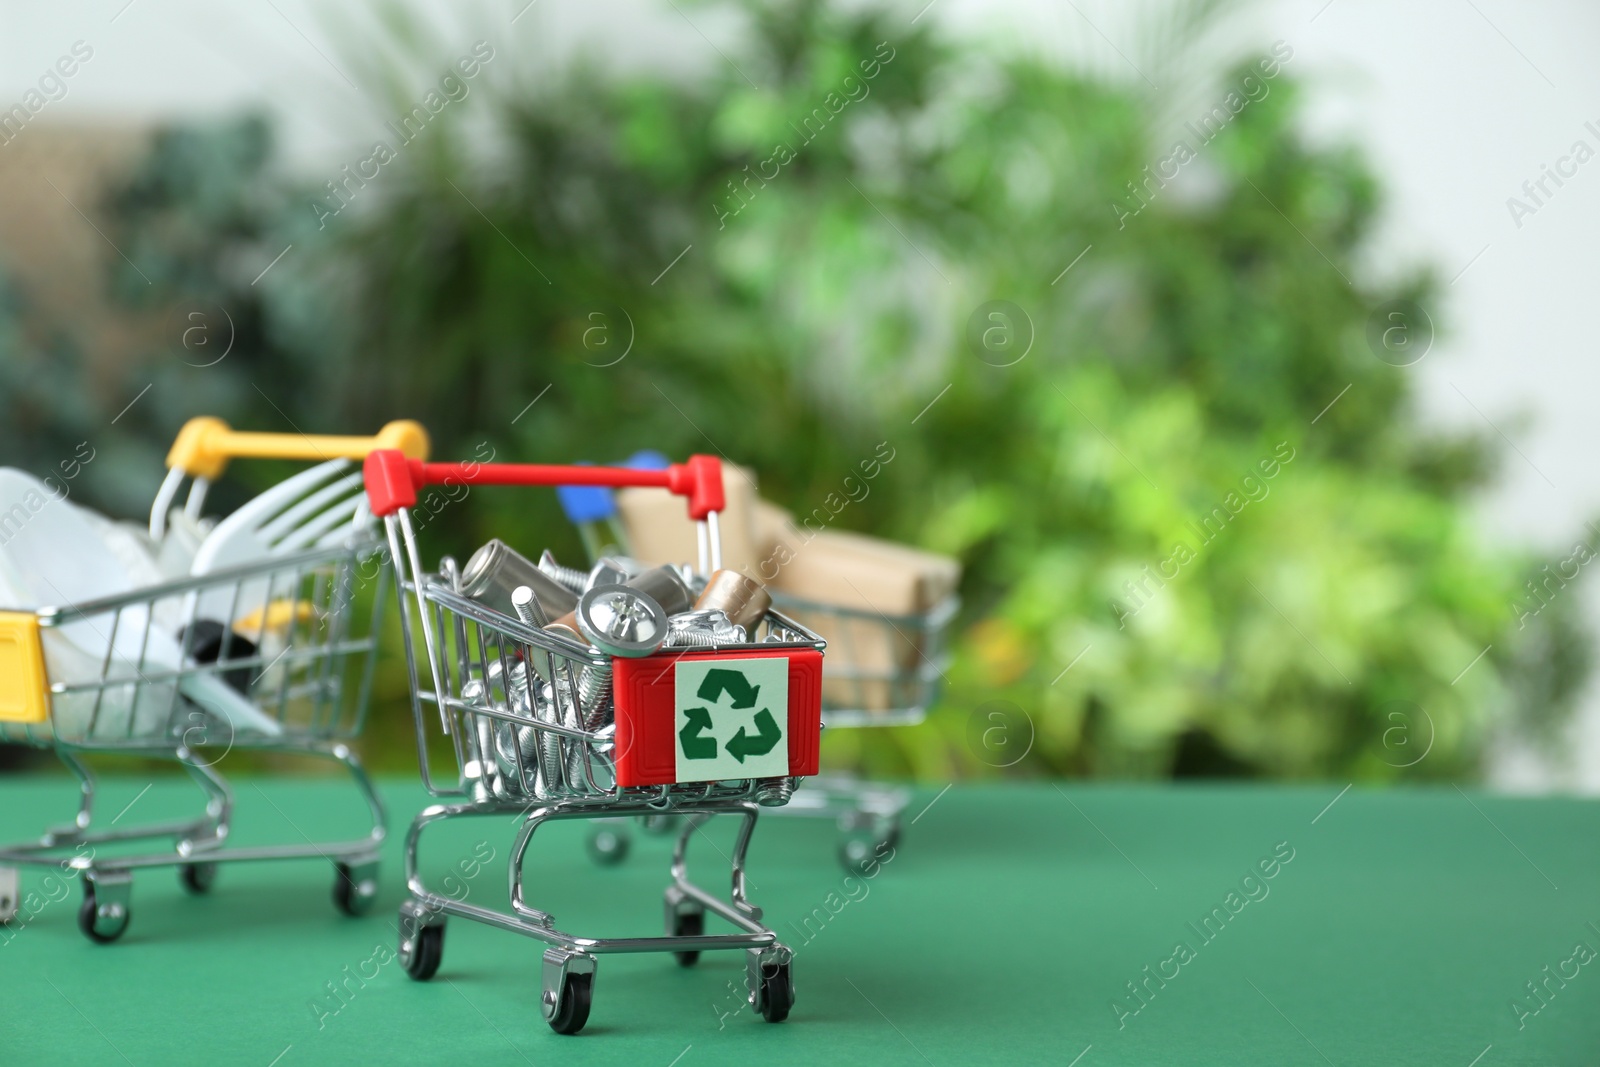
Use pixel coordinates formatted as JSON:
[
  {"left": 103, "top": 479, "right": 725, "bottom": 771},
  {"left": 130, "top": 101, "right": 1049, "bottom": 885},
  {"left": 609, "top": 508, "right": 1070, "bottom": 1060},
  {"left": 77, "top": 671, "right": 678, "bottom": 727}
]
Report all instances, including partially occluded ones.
[{"left": 366, "top": 450, "right": 825, "bottom": 1035}]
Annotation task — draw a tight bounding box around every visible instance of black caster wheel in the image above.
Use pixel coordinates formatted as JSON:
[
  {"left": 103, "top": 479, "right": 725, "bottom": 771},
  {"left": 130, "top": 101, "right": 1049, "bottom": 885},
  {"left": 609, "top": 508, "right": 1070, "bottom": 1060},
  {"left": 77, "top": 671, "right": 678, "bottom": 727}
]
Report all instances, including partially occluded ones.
[
  {"left": 669, "top": 907, "right": 704, "bottom": 967},
  {"left": 78, "top": 883, "right": 131, "bottom": 944},
  {"left": 401, "top": 921, "right": 444, "bottom": 981},
  {"left": 179, "top": 862, "right": 218, "bottom": 895},
  {"left": 757, "top": 960, "right": 794, "bottom": 1023},
  {"left": 332, "top": 861, "right": 379, "bottom": 917},
  {"left": 547, "top": 970, "right": 594, "bottom": 1035},
  {"left": 587, "top": 826, "right": 630, "bottom": 866}
]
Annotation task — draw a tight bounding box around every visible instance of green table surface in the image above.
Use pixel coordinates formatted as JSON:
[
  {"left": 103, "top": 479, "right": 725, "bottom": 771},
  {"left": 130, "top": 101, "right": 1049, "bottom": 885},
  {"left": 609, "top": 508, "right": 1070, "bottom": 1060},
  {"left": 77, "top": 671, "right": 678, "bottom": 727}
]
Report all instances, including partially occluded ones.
[{"left": 1, "top": 776, "right": 1596, "bottom": 1065}]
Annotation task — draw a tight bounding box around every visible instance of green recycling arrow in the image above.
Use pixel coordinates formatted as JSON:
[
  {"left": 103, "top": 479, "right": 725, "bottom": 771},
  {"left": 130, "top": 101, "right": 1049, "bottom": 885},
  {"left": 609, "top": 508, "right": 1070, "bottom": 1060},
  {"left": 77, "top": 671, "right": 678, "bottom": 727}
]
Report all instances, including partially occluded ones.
[
  {"left": 697, "top": 667, "right": 759, "bottom": 709},
  {"left": 725, "top": 708, "right": 781, "bottom": 763},
  {"left": 678, "top": 706, "right": 718, "bottom": 760}
]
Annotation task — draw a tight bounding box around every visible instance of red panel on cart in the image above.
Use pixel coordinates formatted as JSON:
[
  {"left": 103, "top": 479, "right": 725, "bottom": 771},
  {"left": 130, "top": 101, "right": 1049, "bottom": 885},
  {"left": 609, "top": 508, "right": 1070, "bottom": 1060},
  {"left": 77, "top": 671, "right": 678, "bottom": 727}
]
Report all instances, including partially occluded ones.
[{"left": 612, "top": 649, "right": 822, "bottom": 787}]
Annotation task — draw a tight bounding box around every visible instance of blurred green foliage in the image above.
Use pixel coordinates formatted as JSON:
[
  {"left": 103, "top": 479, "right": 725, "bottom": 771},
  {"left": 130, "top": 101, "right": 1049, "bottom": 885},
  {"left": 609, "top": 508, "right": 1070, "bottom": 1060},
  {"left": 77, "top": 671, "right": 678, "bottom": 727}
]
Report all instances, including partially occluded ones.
[{"left": 0, "top": 0, "right": 1588, "bottom": 780}]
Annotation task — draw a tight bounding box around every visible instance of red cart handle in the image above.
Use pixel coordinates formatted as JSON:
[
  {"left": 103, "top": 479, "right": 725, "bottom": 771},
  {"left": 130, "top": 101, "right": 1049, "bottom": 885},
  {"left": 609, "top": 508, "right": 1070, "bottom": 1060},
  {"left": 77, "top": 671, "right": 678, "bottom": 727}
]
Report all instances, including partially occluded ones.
[{"left": 363, "top": 449, "right": 726, "bottom": 521}]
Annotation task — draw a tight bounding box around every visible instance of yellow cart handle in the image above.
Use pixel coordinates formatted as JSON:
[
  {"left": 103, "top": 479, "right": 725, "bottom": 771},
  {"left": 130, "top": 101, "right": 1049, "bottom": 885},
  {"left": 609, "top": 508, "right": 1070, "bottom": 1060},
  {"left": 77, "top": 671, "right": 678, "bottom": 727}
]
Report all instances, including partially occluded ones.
[
  {"left": 166, "top": 416, "right": 431, "bottom": 481},
  {"left": 151, "top": 416, "right": 431, "bottom": 541}
]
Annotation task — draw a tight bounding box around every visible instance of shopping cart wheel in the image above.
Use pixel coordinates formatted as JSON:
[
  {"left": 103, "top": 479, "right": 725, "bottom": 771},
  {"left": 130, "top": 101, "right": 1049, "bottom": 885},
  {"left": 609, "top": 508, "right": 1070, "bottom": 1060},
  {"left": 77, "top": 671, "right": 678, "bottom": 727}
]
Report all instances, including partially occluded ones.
[
  {"left": 586, "top": 825, "right": 631, "bottom": 866},
  {"left": 179, "top": 862, "right": 219, "bottom": 895},
  {"left": 332, "top": 860, "right": 380, "bottom": 917},
  {"left": 398, "top": 900, "right": 445, "bottom": 980},
  {"left": 664, "top": 889, "right": 705, "bottom": 967},
  {"left": 747, "top": 949, "right": 794, "bottom": 1024},
  {"left": 0, "top": 866, "right": 19, "bottom": 923},
  {"left": 838, "top": 820, "right": 899, "bottom": 875},
  {"left": 542, "top": 949, "right": 597, "bottom": 1035},
  {"left": 78, "top": 876, "right": 132, "bottom": 944},
  {"left": 402, "top": 926, "right": 444, "bottom": 981}
]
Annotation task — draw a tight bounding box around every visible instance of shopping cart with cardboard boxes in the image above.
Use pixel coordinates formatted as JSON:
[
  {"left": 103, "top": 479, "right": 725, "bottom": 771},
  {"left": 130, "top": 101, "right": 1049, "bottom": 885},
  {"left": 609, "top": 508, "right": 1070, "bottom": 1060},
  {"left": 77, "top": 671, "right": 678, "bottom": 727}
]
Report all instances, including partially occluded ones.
[
  {"left": 555, "top": 457, "right": 958, "bottom": 871},
  {"left": 366, "top": 449, "right": 824, "bottom": 1034},
  {"left": 0, "top": 418, "right": 427, "bottom": 942}
]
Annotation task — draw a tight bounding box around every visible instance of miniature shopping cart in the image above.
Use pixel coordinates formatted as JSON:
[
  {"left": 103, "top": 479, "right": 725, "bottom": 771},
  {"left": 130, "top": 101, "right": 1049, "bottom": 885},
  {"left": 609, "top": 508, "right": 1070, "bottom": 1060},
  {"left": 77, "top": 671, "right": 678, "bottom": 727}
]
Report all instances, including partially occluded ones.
[
  {"left": 0, "top": 418, "right": 428, "bottom": 943},
  {"left": 365, "top": 450, "right": 824, "bottom": 1035}
]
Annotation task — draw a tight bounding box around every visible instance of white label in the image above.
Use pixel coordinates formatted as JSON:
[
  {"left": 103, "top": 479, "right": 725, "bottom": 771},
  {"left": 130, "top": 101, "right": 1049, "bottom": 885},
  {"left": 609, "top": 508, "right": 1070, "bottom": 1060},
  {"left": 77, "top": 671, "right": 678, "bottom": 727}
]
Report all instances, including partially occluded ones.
[{"left": 673, "top": 657, "right": 789, "bottom": 783}]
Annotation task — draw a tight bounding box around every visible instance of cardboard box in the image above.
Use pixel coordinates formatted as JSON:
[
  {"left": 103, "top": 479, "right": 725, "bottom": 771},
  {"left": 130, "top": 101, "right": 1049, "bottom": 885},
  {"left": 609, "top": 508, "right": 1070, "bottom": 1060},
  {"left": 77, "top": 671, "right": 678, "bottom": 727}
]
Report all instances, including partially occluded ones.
[
  {"left": 751, "top": 500, "right": 794, "bottom": 579},
  {"left": 769, "top": 528, "right": 959, "bottom": 712},
  {"left": 768, "top": 528, "right": 959, "bottom": 616}
]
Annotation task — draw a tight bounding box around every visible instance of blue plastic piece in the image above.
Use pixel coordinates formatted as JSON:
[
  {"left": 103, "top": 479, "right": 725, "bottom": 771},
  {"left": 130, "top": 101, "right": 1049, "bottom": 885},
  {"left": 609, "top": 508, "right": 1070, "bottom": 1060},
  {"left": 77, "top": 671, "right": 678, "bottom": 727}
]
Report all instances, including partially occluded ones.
[
  {"left": 555, "top": 463, "right": 614, "bottom": 524},
  {"left": 554, "top": 451, "right": 674, "bottom": 524}
]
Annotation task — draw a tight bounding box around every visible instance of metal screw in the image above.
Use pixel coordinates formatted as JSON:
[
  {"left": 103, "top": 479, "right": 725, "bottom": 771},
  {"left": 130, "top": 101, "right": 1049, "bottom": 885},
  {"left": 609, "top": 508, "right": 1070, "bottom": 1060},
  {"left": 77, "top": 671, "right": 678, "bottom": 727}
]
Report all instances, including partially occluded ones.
[
  {"left": 586, "top": 555, "right": 647, "bottom": 591},
  {"left": 576, "top": 666, "right": 611, "bottom": 730},
  {"left": 538, "top": 550, "right": 588, "bottom": 593},
  {"left": 577, "top": 585, "right": 667, "bottom": 658},
  {"left": 534, "top": 680, "right": 564, "bottom": 798},
  {"left": 665, "top": 609, "right": 747, "bottom": 647},
  {"left": 663, "top": 628, "right": 719, "bottom": 649},
  {"left": 754, "top": 777, "right": 796, "bottom": 806}
]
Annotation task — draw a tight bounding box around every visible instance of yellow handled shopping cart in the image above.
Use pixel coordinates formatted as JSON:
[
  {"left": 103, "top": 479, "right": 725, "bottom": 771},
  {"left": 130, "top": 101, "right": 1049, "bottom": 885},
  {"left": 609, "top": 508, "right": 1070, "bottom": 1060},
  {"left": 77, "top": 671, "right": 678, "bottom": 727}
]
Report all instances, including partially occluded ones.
[{"left": 0, "top": 417, "right": 427, "bottom": 943}]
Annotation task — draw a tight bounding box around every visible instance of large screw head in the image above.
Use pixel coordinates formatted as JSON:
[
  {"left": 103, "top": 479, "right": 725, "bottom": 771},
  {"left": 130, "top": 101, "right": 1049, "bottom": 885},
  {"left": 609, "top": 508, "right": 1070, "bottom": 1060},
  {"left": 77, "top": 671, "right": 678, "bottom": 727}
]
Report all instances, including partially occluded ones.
[{"left": 576, "top": 584, "right": 668, "bottom": 658}]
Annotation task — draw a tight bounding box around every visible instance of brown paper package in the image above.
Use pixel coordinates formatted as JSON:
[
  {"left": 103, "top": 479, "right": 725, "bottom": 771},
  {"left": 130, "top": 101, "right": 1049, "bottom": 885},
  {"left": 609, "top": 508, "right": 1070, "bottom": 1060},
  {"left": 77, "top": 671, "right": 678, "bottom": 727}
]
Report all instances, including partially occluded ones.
[
  {"left": 614, "top": 462, "right": 765, "bottom": 578},
  {"left": 767, "top": 525, "right": 959, "bottom": 713}
]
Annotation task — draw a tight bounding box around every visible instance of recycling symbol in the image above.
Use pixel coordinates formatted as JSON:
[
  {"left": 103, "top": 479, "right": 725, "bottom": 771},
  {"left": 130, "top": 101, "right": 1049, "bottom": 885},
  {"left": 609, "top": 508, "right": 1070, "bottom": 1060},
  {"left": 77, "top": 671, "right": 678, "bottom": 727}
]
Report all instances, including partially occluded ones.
[{"left": 678, "top": 667, "right": 781, "bottom": 763}]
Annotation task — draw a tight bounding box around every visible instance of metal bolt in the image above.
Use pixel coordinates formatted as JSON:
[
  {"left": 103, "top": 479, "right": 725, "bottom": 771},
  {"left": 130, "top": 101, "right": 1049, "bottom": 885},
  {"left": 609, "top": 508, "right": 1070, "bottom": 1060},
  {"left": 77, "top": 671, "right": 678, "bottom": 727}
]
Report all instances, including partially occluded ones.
[
  {"left": 512, "top": 585, "right": 541, "bottom": 626},
  {"left": 484, "top": 657, "right": 533, "bottom": 715},
  {"left": 534, "top": 680, "right": 564, "bottom": 798}
]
